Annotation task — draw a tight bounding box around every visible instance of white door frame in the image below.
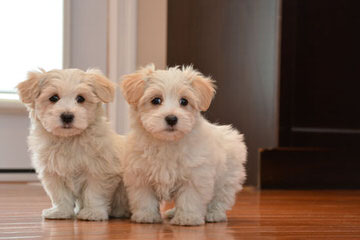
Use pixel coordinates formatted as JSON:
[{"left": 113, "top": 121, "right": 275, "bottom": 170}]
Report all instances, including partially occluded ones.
[{"left": 107, "top": 0, "right": 137, "bottom": 134}]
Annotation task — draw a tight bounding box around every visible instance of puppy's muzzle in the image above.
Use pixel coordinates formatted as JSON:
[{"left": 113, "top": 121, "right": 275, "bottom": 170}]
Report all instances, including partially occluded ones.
[
  {"left": 60, "top": 112, "right": 74, "bottom": 125},
  {"left": 165, "top": 115, "right": 178, "bottom": 126}
]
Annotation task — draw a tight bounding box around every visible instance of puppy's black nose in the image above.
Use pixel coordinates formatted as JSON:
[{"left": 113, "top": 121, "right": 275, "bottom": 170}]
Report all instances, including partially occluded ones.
[
  {"left": 60, "top": 113, "right": 74, "bottom": 124},
  {"left": 165, "top": 115, "right": 178, "bottom": 126}
]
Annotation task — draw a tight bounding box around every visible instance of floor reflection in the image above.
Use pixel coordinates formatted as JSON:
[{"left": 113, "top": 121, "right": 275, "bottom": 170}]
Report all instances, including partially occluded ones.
[
  {"left": 124, "top": 220, "right": 235, "bottom": 240},
  {"left": 40, "top": 216, "right": 236, "bottom": 239}
]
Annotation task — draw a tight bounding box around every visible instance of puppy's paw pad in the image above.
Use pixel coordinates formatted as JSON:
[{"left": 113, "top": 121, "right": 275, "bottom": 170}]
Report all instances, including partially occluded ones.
[
  {"left": 164, "top": 207, "right": 176, "bottom": 219},
  {"left": 131, "top": 211, "right": 162, "bottom": 223},
  {"left": 42, "top": 207, "right": 74, "bottom": 219},
  {"left": 205, "top": 211, "right": 227, "bottom": 223},
  {"left": 77, "top": 208, "right": 108, "bottom": 221},
  {"left": 170, "top": 212, "right": 205, "bottom": 226}
]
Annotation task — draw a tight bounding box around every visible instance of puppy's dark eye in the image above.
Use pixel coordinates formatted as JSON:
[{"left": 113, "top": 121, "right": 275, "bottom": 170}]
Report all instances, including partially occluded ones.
[
  {"left": 180, "top": 98, "right": 188, "bottom": 106},
  {"left": 49, "top": 94, "right": 60, "bottom": 103},
  {"left": 76, "top": 95, "right": 85, "bottom": 103},
  {"left": 151, "top": 97, "right": 162, "bottom": 105}
]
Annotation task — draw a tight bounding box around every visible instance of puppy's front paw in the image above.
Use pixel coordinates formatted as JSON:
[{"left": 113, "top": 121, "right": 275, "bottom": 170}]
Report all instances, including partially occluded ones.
[
  {"left": 164, "top": 207, "right": 176, "bottom": 219},
  {"left": 131, "top": 210, "right": 162, "bottom": 223},
  {"left": 77, "top": 208, "right": 108, "bottom": 221},
  {"left": 170, "top": 211, "right": 205, "bottom": 226},
  {"left": 205, "top": 210, "right": 227, "bottom": 223},
  {"left": 42, "top": 207, "right": 74, "bottom": 219}
]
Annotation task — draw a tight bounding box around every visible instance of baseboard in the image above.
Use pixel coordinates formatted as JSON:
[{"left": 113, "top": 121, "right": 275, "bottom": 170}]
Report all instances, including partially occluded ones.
[
  {"left": 260, "top": 147, "right": 360, "bottom": 189},
  {"left": 0, "top": 169, "right": 35, "bottom": 173},
  {"left": 0, "top": 169, "right": 38, "bottom": 182}
]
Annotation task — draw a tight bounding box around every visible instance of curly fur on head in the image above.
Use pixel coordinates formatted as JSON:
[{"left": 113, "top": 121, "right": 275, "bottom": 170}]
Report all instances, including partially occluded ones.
[
  {"left": 17, "top": 68, "right": 129, "bottom": 221},
  {"left": 120, "top": 64, "right": 247, "bottom": 226},
  {"left": 121, "top": 64, "right": 217, "bottom": 141},
  {"left": 17, "top": 68, "right": 115, "bottom": 137}
]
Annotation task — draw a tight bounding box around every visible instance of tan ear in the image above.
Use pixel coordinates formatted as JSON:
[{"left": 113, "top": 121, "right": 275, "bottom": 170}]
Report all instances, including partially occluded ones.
[
  {"left": 16, "top": 71, "right": 43, "bottom": 106},
  {"left": 120, "top": 73, "right": 146, "bottom": 105},
  {"left": 192, "top": 76, "right": 216, "bottom": 111},
  {"left": 87, "top": 69, "right": 115, "bottom": 103},
  {"left": 120, "top": 64, "right": 154, "bottom": 105}
]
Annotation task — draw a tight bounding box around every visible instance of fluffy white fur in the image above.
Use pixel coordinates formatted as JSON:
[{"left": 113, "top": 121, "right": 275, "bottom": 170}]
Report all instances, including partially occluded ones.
[
  {"left": 17, "top": 68, "right": 129, "bottom": 221},
  {"left": 120, "top": 64, "right": 247, "bottom": 226}
]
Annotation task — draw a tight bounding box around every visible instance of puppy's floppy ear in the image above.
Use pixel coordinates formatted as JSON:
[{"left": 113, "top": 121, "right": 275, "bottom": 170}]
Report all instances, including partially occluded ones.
[
  {"left": 17, "top": 70, "right": 44, "bottom": 106},
  {"left": 120, "top": 64, "right": 154, "bottom": 105},
  {"left": 120, "top": 73, "right": 146, "bottom": 105},
  {"left": 192, "top": 75, "right": 216, "bottom": 111},
  {"left": 87, "top": 69, "right": 115, "bottom": 103}
]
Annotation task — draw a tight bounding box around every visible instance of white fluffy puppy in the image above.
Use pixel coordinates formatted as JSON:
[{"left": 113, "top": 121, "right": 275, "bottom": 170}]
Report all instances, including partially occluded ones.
[
  {"left": 120, "top": 64, "right": 247, "bottom": 226},
  {"left": 17, "top": 68, "right": 129, "bottom": 221}
]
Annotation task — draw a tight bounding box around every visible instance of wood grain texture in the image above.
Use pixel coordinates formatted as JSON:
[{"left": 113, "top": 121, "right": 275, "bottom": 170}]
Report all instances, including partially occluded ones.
[{"left": 1, "top": 183, "right": 360, "bottom": 239}]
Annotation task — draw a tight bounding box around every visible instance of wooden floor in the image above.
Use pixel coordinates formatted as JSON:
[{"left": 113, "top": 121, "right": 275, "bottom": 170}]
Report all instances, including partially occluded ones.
[{"left": 1, "top": 183, "right": 360, "bottom": 239}]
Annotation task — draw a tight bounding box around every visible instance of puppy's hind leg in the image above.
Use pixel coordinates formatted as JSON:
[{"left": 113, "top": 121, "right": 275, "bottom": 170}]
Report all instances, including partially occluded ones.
[
  {"left": 205, "top": 183, "right": 238, "bottom": 223},
  {"left": 41, "top": 173, "right": 75, "bottom": 219},
  {"left": 206, "top": 161, "right": 246, "bottom": 222},
  {"left": 206, "top": 132, "right": 247, "bottom": 223}
]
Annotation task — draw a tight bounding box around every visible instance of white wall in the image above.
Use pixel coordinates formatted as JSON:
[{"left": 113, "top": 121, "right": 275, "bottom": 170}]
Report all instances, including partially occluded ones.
[
  {"left": 69, "top": 0, "right": 107, "bottom": 72},
  {"left": 0, "top": 108, "right": 30, "bottom": 169},
  {"left": 108, "top": 0, "right": 137, "bottom": 135}
]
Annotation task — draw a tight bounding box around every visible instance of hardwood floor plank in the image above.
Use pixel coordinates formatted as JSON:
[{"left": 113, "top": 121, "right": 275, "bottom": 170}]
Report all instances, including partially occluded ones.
[{"left": 0, "top": 183, "right": 359, "bottom": 239}]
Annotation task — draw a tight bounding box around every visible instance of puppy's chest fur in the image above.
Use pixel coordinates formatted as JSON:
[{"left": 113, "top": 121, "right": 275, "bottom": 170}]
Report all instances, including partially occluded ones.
[
  {"left": 138, "top": 144, "right": 189, "bottom": 201},
  {"left": 29, "top": 127, "right": 113, "bottom": 178},
  {"left": 36, "top": 138, "right": 92, "bottom": 175}
]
